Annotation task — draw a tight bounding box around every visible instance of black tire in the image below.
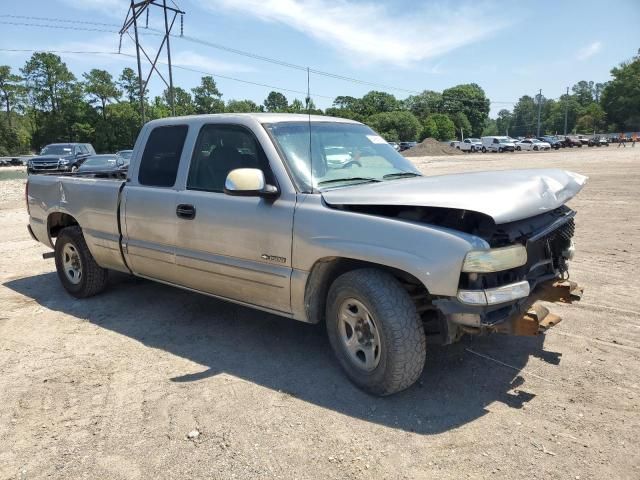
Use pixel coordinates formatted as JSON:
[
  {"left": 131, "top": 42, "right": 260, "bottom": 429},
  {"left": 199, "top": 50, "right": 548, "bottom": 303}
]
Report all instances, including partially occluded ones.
[
  {"left": 516, "top": 146, "right": 521, "bottom": 151},
  {"left": 533, "top": 146, "right": 538, "bottom": 151},
  {"left": 498, "top": 147, "right": 503, "bottom": 153},
  {"left": 54, "top": 226, "right": 108, "bottom": 298},
  {"left": 470, "top": 147, "right": 475, "bottom": 152},
  {"left": 326, "top": 269, "right": 426, "bottom": 396},
  {"left": 481, "top": 146, "right": 486, "bottom": 153}
]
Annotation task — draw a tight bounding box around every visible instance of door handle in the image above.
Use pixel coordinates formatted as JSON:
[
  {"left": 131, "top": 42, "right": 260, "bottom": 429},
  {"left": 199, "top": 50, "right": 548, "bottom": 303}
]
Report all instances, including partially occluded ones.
[{"left": 176, "top": 204, "right": 196, "bottom": 220}]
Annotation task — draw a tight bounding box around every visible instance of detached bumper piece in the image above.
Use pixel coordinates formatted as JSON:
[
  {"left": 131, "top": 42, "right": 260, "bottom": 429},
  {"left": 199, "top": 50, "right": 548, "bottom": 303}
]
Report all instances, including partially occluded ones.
[{"left": 495, "top": 280, "right": 583, "bottom": 336}]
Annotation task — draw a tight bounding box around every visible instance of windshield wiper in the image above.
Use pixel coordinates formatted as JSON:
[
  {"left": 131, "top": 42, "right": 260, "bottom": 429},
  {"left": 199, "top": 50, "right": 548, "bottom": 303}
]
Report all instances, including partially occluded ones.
[
  {"left": 382, "top": 172, "right": 421, "bottom": 180},
  {"left": 317, "top": 177, "right": 381, "bottom": 186}
]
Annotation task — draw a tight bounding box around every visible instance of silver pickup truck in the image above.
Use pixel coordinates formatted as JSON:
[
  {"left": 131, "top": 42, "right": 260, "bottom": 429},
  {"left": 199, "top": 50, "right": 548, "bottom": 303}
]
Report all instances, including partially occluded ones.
[{"left": 26, "top": 113, "right": 586, "bottom": 395}]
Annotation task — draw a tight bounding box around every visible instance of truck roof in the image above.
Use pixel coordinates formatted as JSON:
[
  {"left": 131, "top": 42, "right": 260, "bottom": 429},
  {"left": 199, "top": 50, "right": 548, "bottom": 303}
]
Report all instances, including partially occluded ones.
[{"left": 144, "top": 113, "right": 361, "bottom": 127}]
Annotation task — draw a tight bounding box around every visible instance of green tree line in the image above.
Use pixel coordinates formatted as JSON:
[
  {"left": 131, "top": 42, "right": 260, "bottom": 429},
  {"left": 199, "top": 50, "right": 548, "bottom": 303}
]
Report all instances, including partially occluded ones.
[{"left": 1, "top": 50, "right": 638, "bottom": 155}]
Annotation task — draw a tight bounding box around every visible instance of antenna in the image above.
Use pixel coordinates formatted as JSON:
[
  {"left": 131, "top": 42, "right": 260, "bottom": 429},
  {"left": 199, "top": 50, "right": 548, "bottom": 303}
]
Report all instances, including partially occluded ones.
[{"left": 306, "top": 66, "right": 314, "bottom": 193}]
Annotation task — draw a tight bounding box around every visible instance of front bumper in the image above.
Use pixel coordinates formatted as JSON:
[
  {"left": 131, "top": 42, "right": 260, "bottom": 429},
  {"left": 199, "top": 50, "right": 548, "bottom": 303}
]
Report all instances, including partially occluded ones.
[{"left": 435, "top": 279, "right": 583, "bottom": 336}]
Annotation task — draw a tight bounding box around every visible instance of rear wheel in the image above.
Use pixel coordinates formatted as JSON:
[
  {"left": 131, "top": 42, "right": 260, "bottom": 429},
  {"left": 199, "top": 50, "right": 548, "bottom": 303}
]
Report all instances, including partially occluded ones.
[
  {"left": 516, "top": 146, "right": 521, "bottom": 151},
  {"left": 54, "top": 226, "right": 108, "bottom": 298},
  {"left": 481, "top": 146, "right": 486, "bottom": 153},
  {"left": 326, "top": 269, "right": 426, "bottom": 396}
]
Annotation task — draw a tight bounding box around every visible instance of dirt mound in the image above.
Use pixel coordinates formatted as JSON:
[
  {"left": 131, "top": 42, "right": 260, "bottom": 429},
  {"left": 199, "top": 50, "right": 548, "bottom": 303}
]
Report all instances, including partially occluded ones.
[{"left": 402, "top": 138, "right": 463, "bottom": 157}]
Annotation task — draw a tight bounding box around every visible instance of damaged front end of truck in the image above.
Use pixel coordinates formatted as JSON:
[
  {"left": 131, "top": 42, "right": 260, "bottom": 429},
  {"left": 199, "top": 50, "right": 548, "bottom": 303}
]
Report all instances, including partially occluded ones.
[
  {"left": 434, "top": 205, "right": 584, "bottom": 339},
  {"left": 322, "top": 168, "right": 587, "bottom": 342}
]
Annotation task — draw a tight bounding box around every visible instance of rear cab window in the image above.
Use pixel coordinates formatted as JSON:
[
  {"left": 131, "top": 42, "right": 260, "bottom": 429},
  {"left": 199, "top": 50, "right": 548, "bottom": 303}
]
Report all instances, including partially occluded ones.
[{"left": 138, "top": 125, "right": 189, "bottom": 187}]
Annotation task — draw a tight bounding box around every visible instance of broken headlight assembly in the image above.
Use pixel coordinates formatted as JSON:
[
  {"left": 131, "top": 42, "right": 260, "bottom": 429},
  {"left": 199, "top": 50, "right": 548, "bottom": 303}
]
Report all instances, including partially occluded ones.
[{"left": 461, "top": 245, "right": 527, "bottom": 273}]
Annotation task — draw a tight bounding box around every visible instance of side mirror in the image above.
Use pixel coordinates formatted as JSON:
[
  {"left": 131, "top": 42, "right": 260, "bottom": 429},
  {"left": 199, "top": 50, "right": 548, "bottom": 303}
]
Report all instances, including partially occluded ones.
[{"left": 224, "top": 168, "right": 278, "bottom": 197}]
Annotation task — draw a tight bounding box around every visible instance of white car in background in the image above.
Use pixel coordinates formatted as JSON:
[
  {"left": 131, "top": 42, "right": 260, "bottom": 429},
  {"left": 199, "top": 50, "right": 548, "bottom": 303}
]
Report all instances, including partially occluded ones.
[
  {"left": 458, "top": 138, "right": 482, "bottom": 152},
  {"left": 515, "top": 138, "right": 551, "bottom": 151}
]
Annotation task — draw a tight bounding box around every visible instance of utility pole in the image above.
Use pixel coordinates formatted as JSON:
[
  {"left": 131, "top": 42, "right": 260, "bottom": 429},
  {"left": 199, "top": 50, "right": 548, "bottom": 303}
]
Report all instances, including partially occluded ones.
[
  {"left": 563, "top": 86, "right": 569, "bottom": 136},
  {"left": 536, "top": 89, "right": 542, "bottom": 137},
  {"left": 119, "top": 0, "right": 185, "bottom": 124}
]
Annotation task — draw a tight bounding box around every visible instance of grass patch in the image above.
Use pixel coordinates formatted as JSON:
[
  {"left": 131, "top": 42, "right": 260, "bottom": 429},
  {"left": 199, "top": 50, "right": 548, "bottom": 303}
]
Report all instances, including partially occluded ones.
[{"left": 0, "top": 170, "right": 27, "bottom": 181}]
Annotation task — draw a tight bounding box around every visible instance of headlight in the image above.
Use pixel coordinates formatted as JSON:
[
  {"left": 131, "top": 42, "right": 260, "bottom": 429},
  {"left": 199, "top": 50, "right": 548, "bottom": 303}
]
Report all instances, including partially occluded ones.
[
  {"left": 58, "top": 159, "right": 69, "bottom": 165},
  {"left": 462, "top": 245, "right": 527, "bottom": 273},
  {"left": 457, "top": 280, "right": 530, "bottom": 305}
]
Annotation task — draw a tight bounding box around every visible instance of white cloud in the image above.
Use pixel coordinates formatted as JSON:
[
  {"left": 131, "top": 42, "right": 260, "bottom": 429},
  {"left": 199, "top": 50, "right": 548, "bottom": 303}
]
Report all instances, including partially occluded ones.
[
  {"left": 200, "top": 0, "right": 510, "bottom": 65},
  {"left": 577, "top": 41, "right": 602, "bottom": 61}
]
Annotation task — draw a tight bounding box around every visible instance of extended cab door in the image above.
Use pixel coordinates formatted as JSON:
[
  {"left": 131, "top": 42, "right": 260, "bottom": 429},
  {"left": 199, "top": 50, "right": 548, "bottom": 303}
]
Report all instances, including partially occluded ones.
[
  {"left": 121, "top": 124, "right": 189, "bottom": 284},
  {"left": 174, "top": 123, "right": 295, "bottom": 314}
]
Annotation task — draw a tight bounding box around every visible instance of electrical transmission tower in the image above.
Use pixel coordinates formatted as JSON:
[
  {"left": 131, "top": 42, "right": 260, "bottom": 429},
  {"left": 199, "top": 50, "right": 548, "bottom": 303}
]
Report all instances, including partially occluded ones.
[{"left": 119, "top": 0, "right": 185, "bottom": 123}]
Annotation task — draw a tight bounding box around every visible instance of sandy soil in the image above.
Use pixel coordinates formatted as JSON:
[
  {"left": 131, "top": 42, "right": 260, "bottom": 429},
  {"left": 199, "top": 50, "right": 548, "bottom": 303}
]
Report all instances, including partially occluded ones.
[{"left": 1, "top": 147, "right": 639, "bottom": 479}]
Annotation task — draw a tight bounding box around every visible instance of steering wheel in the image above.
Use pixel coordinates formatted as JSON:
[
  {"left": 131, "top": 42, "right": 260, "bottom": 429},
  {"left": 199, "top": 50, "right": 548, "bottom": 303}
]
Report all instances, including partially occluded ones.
[{"left": 341, "top": 160, "right": 362, "bottom": 169}]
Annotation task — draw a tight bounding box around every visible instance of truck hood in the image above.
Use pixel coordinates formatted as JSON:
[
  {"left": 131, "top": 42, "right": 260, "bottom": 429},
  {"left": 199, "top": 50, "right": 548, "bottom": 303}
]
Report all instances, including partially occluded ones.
[
  {"left": 31, "top": 154, "right": 73, "bottom": 162},
  {"left": 321, "top": 168, "right": 587, "bottom": 224}
]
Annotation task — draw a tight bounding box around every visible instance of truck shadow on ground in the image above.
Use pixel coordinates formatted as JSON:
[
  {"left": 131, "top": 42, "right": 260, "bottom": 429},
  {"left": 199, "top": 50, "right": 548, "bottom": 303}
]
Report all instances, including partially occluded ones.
[{"left": 5, "top": 271, "right": 563, "bottom": 435}]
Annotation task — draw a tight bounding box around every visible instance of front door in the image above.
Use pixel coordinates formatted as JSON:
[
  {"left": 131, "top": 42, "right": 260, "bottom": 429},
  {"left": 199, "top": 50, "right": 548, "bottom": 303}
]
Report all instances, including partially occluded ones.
[
  {"left": 174, "top": 123, "right": 295, "bottom": 313},
  {"left": 122, "top": 124, "right": 188, "bottom": 284}
]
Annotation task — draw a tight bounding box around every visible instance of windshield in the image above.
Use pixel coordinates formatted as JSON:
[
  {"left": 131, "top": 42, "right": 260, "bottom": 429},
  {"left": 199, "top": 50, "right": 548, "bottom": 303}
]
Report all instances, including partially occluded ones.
[
  {"left": 41, "top": 145, "right": 73, "bottom": 156},
  {"left": 265, "top": 122, "right": 421, "bottom": 191}
]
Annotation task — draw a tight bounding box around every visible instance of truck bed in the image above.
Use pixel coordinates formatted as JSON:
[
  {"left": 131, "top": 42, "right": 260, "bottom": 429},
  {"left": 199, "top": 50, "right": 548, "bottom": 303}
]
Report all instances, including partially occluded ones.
[{"left": 27, "top": 174, "right": 129, "bottom": 273}]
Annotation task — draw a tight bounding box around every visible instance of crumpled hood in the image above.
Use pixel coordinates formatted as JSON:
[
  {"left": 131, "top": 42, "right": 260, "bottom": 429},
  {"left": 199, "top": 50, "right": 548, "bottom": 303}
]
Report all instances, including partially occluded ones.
[{"left": 322, "top": 169, "right": 587, "bottom": 224}]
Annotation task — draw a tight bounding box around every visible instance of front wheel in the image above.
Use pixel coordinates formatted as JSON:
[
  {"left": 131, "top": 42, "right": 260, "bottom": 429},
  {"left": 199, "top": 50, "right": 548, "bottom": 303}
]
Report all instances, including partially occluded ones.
[
  {"left": 516, "top": 146, "right": 521, "bottom": 151},
  {"left": 326, "top": 269, "right": 426, "bottom": 396},
  {"left": 55, "top": 226, "right": 108, "bottom": 298},
  {"left": 481, "top": 146, "right": 486, "bottom": 153}
]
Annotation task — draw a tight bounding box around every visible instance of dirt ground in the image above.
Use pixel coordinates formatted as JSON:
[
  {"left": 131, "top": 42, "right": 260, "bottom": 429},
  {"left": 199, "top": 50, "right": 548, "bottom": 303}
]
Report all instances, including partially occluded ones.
[{"left": 1, "top": 147, "right": 639, "bottom": 480}]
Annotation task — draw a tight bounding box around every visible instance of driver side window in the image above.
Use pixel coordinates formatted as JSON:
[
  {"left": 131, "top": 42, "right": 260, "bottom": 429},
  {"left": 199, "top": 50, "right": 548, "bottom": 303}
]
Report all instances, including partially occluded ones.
[{"left": 187, "top": 124, "right": 274, "bottom": 193}]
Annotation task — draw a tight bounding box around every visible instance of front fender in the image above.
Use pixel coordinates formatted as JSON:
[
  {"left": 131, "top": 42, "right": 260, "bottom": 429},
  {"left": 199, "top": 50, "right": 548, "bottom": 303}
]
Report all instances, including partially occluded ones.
[{"left": 292, "top": 195, "right": 487, "bottom": 297}]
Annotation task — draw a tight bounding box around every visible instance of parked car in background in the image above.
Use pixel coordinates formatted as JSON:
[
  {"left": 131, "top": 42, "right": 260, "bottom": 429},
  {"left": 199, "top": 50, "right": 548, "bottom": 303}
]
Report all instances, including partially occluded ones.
[
  {"left": 560, "top": 136, "right": 583, "bottom": 148},
  {"left": 515, "top": 138, "right": 551, "bottom": 151},
  {"left": 388, "top": 142, "right": 400, "bottom": 151},
  {"left": 458, "top": 138, "right": 482, "bottom": 152},
  {"left": 539, "top": 136, "right": 563, "bottom": 149},
  {"left": 576, "top": 135, "right": 590, "bottom": 146},
  {"left": 588, "top": 136, "right": 609, "bottom": 147},
  {"left": 116, "top": 149, "right": 134, "bottom": 160},
  {"left": 398, "top": 141, "right": 417, "bottom": 152},
  {"left": 449, "top": 140, "right": 460, "bottom": 149},
  {"left": 76, "top": 154, "right": 128, "bottom": 174},
  {"left": 27, "top": 143, "right": 96, "bottom": 174},
  {"left": 481, "top": 136, "right": 516, "bottom": 153}
]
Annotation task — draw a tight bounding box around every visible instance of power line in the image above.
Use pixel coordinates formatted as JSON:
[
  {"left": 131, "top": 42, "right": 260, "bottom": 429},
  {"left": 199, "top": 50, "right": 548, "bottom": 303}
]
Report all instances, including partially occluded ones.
[
  {"left": 0, "top": 15, "right": 575, "bottom": 107},
  {"left": 0, "top": 15, "right": 452, "bottom": 98},
  {"left": 0, "top": 48, "right": 332, "bottom": 100}
]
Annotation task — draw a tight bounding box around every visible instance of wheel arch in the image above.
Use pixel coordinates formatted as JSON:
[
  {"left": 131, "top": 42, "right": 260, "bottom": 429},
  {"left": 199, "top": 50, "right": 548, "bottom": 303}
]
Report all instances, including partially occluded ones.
[
  {"left": 303, "top": 256, "right": 429, "bottom": 325},
  {"left": 47, "top": 212, "right": 79, "bottom": 243}
]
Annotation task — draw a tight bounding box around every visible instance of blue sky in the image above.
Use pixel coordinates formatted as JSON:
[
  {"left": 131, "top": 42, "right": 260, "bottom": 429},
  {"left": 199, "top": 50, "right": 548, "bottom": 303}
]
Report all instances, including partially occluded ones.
[{"left": 1, "top": 0, "right": 638, "bottom": 116}]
